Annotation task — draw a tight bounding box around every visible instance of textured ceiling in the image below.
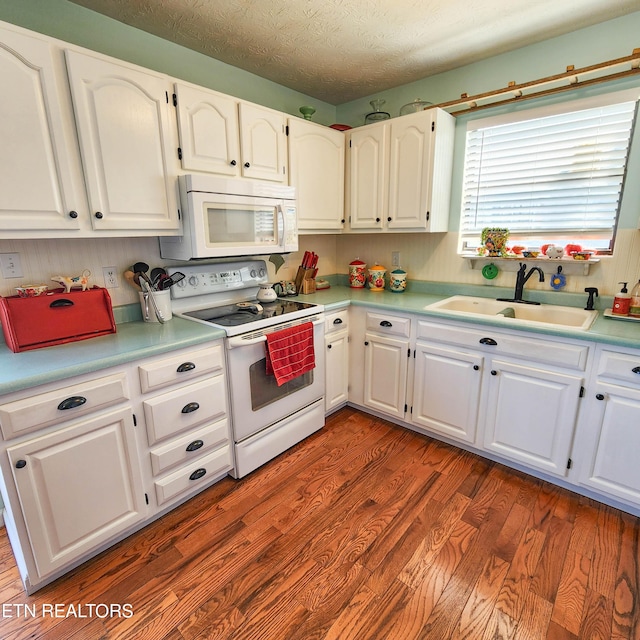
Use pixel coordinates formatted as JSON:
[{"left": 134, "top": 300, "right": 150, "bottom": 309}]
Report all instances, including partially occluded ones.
[{"left": 69, "top": 0, "right": 640, "bottom": 104}]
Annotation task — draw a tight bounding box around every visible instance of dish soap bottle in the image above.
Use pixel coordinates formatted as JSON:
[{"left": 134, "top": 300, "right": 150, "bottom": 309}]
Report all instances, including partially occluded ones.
[
  {"left": 612, "top": 282, "right": 631, "bottom": 316},
  {"left": 629, "top": 280, "right": 640, "bottom": 317}
]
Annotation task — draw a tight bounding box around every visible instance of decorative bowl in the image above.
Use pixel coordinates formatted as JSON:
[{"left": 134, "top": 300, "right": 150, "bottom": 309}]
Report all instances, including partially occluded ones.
[
  {"left": 522, "top": 251, "right": 540, "bottom": 258},
  {"left": 15, "top": 284, "right": 48, "bottom": 297},
  {"left": 572, "top": 251, "right": 594, "bottom": 260}
]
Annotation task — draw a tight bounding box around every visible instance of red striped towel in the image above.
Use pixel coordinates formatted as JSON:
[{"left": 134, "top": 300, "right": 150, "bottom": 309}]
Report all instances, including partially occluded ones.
[{"left": 265, "top": 322, "right": 315, "bottom": 386}]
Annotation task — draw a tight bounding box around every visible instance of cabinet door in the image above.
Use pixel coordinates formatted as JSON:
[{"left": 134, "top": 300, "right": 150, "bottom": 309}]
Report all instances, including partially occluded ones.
[
  {"left": 576, "top": 382, "right": 640, "bottom": 505},
  {"left": 238, "top": 102, "right": 287, "bottom": 182},
  {"left": 174, "top": 82, "right": 240, "bottom": 176},
  {"left": 7, "top": 408, "right": 146, "bottom": 577},
  {"left": 0, "top": 27, "right": 83, "bottom": 231},
  {"left": 65, "top": 50, "right": 179, "bottom": 232},
  {"left": 325, "top": 330, "right": 349, "bottom": 413},
  {"left": 363, "top": 333, "right": 408, "bottom": 419},
  {"left": 412, "top": 342, "right": 483, "bottom": 444},
  {"left": 483, "top": 359, "right": 583, "bottom": 476},
  {"left": 387, "top": 112, "right": 432, "bottom": 230},
  {"left": 346, "top": 124, "right": 388, "bottom": 229},
  {"left": 288, "top": 119, "right": 345, "bottom": 230}
]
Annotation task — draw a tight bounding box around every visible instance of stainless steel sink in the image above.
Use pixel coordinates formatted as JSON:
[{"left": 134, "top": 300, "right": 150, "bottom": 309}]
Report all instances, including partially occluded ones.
[{"left": 425, "top": 295, "right": 598, "bottom": 331}]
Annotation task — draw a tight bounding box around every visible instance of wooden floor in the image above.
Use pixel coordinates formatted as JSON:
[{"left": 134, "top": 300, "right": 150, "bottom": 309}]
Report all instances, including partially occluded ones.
[{"left": 1, "top": 407, "right": 639, "bottom": 640}]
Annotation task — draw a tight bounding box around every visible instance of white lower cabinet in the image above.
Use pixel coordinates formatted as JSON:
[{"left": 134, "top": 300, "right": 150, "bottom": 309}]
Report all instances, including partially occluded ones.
[
  {"left": 574, "top": 345, "right": 640, "bottom": 507},
  {"left": 0, "top": 340, "right": 231, "bottom": 593},
  {"left": 412, "top": 341, "right": 483, "bottom": 444},
  {"left": 362, "top": 311, "right": 411, "bottom": 420},
  {"left": 324, "top": 309, "right": 349, "bottom": 413},
  {"left": 7, "top": 408, "right": 145, "bottom": 577},
  {"left": 482, "top": 358, "right": 583, "bottom": 476}
]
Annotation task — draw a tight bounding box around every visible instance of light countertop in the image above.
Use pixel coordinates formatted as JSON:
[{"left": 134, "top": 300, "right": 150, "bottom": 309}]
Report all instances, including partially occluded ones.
[{"left": 1, "top": 283, "right": 639, "bottom": 396}]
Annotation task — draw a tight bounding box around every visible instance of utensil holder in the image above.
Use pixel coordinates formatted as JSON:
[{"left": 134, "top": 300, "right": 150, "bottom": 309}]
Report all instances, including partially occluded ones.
[
  {"left": 294, "top": 267, "right": 315, "bottom": 295},
  {"left": 139, "top": 290, "right": 172, "bottom": 323}
]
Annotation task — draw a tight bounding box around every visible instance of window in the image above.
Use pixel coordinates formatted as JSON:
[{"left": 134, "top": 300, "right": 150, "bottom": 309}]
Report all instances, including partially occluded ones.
[{"left": 459, "top": 90, "right": 638, "bottom": 254}]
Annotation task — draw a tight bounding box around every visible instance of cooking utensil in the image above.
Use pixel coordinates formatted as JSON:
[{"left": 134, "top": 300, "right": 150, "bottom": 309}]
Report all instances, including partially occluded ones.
[
  {"left": 132, "top": 262, "right": 153, "bottom": 288},
  {"left": 139, "top": 278, "right": 165, "bottom": 323},
  {"left": 150, "top": 267, "right": 167, "bottom": 290},
  {"left": 124, "top": 270, "right": 141, "bottom": 290},
  {"left": 158, "top": 272, "right": 185, "bottom": 290}
]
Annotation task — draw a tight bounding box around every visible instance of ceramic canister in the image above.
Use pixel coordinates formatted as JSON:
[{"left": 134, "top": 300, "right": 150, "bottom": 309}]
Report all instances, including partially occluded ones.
[
  {"left": 348, "top": 258, "right": 367, "bottom": 288},
  {"left": 368, "top": 262, "right": 386, "bottom": 292},
  {"left": 389, "top": 268, "right": 407, "bottom": 293}
]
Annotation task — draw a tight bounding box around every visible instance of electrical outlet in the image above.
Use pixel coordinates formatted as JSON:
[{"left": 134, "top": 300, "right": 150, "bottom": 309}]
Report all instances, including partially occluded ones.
[
  {"left": 0, "top": 253, "right": 23, "bottom": 279},
  {"left": 103, "top": 266, "right": 119, "bottom": 288},
  {"left": 391, "top": 251, "right": 400, "bottom": 267}
]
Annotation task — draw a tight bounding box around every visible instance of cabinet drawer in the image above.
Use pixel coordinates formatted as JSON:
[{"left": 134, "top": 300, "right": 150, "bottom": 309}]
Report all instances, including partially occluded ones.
[
  {"left": 325, "top": 309, "right": 349, "bottom": 334},
  {"left": 366, "top": 312, "right": 410, "bottom": 337},
  {"left": 154, "top": 445, "right": 232, "bottom": 506},
  {"left": 138, "top": 344, "right": 223, "bottom": 393},
  {"left": 417, "top": 320, "right": 589, "bottom": 371},
  {"left": 597, "top": 349, "right": 640, "bottom": 387},
  {"left": 149, "top": 418, "right": 229, "bottom": 476},
  {"left": 144, "top": 376, "right": 227, "bottom": 445},
  {"left": 0, "top": 373, "right": 129, "bottom": 440}
]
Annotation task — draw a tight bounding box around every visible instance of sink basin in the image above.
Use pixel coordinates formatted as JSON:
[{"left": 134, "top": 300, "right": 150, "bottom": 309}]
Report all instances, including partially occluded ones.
[{"left": 425, "top": 296, "right": 598, "bottom": 331}]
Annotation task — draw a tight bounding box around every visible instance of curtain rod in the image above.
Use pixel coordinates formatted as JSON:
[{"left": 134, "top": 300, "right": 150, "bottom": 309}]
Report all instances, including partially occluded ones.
[{"left": 432, "top": 49, "right": 640, "bottom": 116}]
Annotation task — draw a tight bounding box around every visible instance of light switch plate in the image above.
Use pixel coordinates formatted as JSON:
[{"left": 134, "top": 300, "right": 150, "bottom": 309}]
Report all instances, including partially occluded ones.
[{"left": 0, "top": 253, "right": 23, "bottom": 279}]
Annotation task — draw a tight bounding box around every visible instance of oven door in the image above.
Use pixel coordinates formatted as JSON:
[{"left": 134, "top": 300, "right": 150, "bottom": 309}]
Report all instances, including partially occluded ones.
[{"left": 225, "top": 317, "right": 325, "bottom": 442}]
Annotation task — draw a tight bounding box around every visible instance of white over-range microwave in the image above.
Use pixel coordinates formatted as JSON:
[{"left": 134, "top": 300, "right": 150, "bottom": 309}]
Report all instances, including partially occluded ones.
[{"left": 159, "top": 175, "right": 298, "bottom": 260}]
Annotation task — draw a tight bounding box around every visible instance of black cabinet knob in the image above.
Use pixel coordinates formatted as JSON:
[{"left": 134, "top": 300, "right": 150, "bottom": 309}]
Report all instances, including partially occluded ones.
[
  {"left": 341, "top": 219, "right": 345, "bottom": 224},
  {"left": 181, "top": 402, "right": 200, "bottom": 414},
  {"left": 491, "top": 370, "right": 498, "bottom": 376},
  {"left": 15, "top": 460, "right": 27, "bottom": 469},
  {"left": 69, "top": 210, "right": 78, "bottom": 219},
  {"left": 244, "top": 162, "right": 250, "bottom": 168},
  {"left": 473, "top": 365, "right": 480, "bottom": 371},
  {"left": 596, "top": 393, "right": 605, "bottom": 400},
  {"left": 95, "top": 211, "right": 103, "bottom": 219},
  {"left": 230, "top": 160, "right": 237, "bottom": 166},
  {"left": 186, "top": 440, "right": 204, "bottom": 452},
  {"left": 57, "top": 396, "right": 87, "bottom": 411},
  {"left": 189, "top": 468, "right": 207, "bottom": 481},
  {"left": 375, "top": 218, "right": 381, "bottom": 223},
  {"left": 327, "top": 344, "right": 332, "bottom": 349},
  {"left": 364, "top": 341, "right": 369, "bottom": 346}
]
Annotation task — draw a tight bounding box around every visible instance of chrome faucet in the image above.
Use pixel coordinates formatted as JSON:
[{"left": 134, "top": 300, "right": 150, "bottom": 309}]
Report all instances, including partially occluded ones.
[{"left": 498, "top": 263, "right": 545, "bottom": 305}]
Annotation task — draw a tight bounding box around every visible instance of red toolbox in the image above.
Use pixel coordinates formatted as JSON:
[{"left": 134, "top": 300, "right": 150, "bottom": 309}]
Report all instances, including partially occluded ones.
[{"left": 0, "top": 287, "right": 116, "bottom": 353}]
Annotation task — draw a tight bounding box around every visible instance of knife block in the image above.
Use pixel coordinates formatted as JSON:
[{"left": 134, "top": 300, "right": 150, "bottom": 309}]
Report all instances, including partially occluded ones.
[{"left": 294, "top": 267, "right": 315, "bottom": 295}]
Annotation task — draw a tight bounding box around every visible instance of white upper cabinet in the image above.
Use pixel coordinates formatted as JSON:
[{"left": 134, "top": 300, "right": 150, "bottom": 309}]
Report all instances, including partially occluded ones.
[
  {"left": 65, "top": 49, "right": 180, "bottom": 233},
  {"left": 0, "top": 24, "right": 85, "bottom": 233},
  {"left": 174, "top": 82, "right": 287, "bottom": 183},
  {"left": 239, "top": 102, "right": 287, "bottom": 182},
  {"left": 346, "top": 108, "right": 455, "bottom": 233},
  {"left": 288, "top": 118, "right": 345, "bottom": 231}
]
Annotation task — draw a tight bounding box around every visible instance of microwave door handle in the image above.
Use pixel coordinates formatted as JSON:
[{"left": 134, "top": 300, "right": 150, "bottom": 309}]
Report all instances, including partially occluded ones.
[{"left": 276, "top": 204, "right": 284, "bottom": 248}]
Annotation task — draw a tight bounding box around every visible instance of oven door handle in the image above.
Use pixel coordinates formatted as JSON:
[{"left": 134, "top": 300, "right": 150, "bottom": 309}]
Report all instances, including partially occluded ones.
[{"left": 226, "top": 317, "right": 323, "bottom": 349}]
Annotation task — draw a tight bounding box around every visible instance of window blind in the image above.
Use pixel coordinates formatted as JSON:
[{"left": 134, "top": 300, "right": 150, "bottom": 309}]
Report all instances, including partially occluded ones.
[{"left": 460, "top": 98, "right": 638, "bottom": 249}]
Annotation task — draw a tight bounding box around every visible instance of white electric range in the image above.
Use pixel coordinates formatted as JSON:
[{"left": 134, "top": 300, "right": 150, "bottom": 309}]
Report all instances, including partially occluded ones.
[{"left": 167, "top": 260, "right": 325, "bottom": 478}]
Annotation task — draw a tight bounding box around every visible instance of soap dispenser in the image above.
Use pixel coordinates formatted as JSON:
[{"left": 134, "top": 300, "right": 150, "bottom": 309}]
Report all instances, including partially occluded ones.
[
  {"left": 629, "top": 280, "right": 640, "bottom": 317},
  {"left": 612, "top": 282, "right": 631, "bottom": 316}
]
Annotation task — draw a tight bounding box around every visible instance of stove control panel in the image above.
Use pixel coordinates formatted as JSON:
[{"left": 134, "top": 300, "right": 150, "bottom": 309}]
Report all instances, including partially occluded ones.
[{"left": 167, "top": 260, "right": 268, "bottom": 299}]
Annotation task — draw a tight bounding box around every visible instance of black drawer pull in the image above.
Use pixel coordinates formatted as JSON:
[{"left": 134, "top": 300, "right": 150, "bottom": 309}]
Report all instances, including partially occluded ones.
[
  {"left": 57, "top": 396, "right": 87, "bottom": 411},
  {"left": 479, "top": 337, "right": 498, "bottom": 346},
  {"left": 596, "top": 393, "right": 605, "bottom": 400},
  {"left": 181, "top": 402, "right": 200, "bottom": 414},
  {"left": 189, "top": 468, "right": 207, "bottom": 481},
  {"left": 177, "top": 362, "right": 196, "bottom": 373},
  {"left": 15, "top": 460, "right": 26, "bottom": 469},
  {"left": 186, "top": 440, "right": 204, "bottom": 452},
  {"left": 333, "top": 318, "right": 343, "bottom": 325},
  {"left": 633, "top": 366, "right": 640, "bottom": 375},
  {"left": 50, "top": 299, "right": 74, "bottom": 308},
  {"left": 380, "top": 320, "right": 393, "bottom": 328}
]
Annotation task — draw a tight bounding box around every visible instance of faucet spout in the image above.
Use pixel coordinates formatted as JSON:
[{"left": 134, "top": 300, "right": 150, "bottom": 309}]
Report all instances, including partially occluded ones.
[{"left": 497, "top": 263, "right": 545, "bottom": 305}]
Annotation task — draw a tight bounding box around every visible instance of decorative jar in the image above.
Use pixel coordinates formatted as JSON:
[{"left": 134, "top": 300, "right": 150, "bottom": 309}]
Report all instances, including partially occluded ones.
[
  {"left": 368, "top": 262, "right": 386, "bottom": 292},
  {"left": 389, "top": 268, "right": 407, "bottom": 293},
  {"left": 348, "top": 258, "right": 367, "bottom": 288}
]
